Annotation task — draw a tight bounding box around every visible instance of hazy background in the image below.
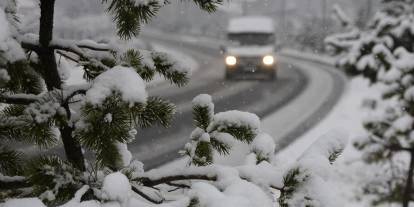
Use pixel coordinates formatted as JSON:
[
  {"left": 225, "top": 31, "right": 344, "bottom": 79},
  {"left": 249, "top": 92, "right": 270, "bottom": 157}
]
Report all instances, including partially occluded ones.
[{"left": 17, "top": 0, "right": 379, "bottom": 51}]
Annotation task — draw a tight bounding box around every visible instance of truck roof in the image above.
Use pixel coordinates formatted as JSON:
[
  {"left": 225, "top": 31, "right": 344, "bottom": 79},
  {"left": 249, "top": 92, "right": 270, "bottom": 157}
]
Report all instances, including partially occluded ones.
[{"left": 227, "top": 16, "right": 274, "bottom": 34}]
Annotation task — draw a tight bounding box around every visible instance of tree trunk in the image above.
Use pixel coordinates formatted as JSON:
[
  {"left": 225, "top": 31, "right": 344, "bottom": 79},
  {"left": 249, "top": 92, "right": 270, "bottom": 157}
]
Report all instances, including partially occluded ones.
[
  {"left": 403, "top": 150, "right": 414, "bottom": 207},
  {"left": 38, "top": 0, "right": 85, "bottom": 171},
  {"left": 39, "top": 0, "right": 60, "bottom": 91}
]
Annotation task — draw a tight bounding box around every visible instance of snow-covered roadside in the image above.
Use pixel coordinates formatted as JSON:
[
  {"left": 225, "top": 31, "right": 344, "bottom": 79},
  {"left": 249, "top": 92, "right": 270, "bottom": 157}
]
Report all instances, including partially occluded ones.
[
  {"left": 280, "top": 48, "right": 336, "bottom": 66},
  {"left": 275, "top": 76, "right": 380, "bottom": 206}
]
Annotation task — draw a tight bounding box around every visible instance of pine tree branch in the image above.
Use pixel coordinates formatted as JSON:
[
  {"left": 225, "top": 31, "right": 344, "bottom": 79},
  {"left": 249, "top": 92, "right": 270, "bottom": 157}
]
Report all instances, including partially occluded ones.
[
  {"left": 369, "top": 135, "right": 412, "bottom": 152},
  {"left": 20, "top": 36, "right": 110, "bottom": 71},
  {"left": 0, "top": 85, "right": 88, "bottom": 105},
  {"left": 134, "top": 173, "right": 284, "bottom": 191},
  {"left": 56, "top": 51, "right": 79, "bottom": 63},
  {"left": 270, "top": 184, "right": 284, "bottom": 192},
  {"left": 134, "top": 174, "right": 217, "bottom": 187},
  {"left": 0, "top": 93, "right": 39, "bottom": 105},
  {"left": 131, "top": 185, "right": 163, "bottom": 204},
  {"left": 165, "top": 182, "right": 190, "bottom": 189},
  {"left": 63, "top": 87, "right": 89, "bottom": 105},
  {"left": 76, "top": 41, "right": 112, "bottom": 52},
  {"left": 0, "top": 177, "right": 30, "bottom": 190},
  {"left": 20, "top": 34, "right": 112, "bottom": 52}
]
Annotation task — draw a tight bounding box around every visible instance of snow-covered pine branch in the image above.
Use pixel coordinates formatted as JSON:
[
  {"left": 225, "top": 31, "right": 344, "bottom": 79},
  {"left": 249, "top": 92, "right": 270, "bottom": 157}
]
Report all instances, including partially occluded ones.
[{"left": 326, "top": 1, "right": 414, "bottom": 206}]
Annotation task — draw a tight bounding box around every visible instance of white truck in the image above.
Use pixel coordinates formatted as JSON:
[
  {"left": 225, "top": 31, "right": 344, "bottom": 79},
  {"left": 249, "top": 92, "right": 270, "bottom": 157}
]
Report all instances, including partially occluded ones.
[{"left": 222, "top": 16, "right": 277, "bottom": 80}]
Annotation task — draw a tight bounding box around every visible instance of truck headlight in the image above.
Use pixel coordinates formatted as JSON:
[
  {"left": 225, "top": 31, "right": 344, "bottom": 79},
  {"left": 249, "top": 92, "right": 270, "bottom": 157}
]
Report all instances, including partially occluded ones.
[
  {"left": 226, "top": 56, "right": 237, "bottom": 66},
  {"left": 263, "top": 55, "right": 274, "bottom": 65}
]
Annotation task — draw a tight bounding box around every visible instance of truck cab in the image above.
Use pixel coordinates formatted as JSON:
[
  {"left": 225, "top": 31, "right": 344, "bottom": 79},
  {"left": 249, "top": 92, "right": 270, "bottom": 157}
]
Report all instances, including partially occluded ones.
[{"left": 223, "top": 16, "right": 277, "bottom": 80}]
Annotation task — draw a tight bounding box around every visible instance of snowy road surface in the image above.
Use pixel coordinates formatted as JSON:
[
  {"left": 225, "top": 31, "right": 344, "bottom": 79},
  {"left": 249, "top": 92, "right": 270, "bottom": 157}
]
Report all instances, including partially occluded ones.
[{"left": 130, "top": 34, "right": 346, "bottom": 169}]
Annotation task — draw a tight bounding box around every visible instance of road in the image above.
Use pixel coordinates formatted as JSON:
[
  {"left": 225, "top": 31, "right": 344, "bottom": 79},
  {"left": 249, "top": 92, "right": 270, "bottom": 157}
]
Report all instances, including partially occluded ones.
[{"left": 131, "top": 34, "right": 346, "bottom": 169}]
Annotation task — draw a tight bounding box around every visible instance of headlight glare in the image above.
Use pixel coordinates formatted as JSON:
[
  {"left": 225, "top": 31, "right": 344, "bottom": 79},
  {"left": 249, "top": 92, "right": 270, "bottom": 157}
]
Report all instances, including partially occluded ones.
[
  {"left": 263, "top": 55, "right": 274, "bottom": 65},
  {"left": 226, "top": 56, "right": 237, "bottom": 66}
]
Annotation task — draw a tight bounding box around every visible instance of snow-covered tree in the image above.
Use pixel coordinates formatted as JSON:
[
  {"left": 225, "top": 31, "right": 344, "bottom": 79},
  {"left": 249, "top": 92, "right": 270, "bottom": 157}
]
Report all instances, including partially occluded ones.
[
  {"left": 1, "top": 0, "right": 348, "bottom": 206},
  {"left": 326, "top": 0, "right": 414, "bottom": 206}
]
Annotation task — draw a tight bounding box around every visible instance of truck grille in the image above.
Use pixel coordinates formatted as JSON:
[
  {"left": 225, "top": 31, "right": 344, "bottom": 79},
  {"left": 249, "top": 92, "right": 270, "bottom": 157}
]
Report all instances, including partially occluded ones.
[{"left": 238, "top": 57, "right": 261, "bottom": 67}]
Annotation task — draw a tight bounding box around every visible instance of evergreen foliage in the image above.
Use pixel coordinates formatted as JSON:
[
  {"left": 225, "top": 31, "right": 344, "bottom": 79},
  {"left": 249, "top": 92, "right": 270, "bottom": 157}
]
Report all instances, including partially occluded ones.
[{"left": 326, "top": 0, "right": 414, "bottom": 206}]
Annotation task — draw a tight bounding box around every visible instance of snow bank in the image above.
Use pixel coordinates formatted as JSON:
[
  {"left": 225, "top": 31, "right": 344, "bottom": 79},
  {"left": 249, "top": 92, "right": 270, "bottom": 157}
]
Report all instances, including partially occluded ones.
[
  {"left": 298, "top": 129, "right": 348, "bottom": 178},
  {"left": 280, "top": 49, "right": 336, "bottom": 66},
  {"left": 276, "top": 77, "right": 378, "bottom": 206}
]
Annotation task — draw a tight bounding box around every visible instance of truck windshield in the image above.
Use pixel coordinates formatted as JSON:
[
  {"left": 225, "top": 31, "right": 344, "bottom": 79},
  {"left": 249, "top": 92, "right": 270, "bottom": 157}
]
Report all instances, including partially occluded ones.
[{"left": 228, "top": 33, "right": 275, "bottom": 46}]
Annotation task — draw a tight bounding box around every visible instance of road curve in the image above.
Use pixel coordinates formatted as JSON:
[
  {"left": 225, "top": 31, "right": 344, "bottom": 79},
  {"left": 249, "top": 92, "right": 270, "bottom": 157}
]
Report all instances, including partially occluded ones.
[{"left": 131, "top": 34, "right": 346, "bottom": 169}]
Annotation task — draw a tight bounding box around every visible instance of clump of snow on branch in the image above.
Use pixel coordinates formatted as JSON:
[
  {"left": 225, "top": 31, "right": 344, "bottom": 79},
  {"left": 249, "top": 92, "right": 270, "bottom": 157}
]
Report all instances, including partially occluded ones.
[
  {"left": 24, "top": 100, "right": 64, "bottom": 124},
  {"left": 0, "top": 68, "right": 10, "bottom": 84},
  {"left": 115, "top": 142, "right": 132, "bottom": 167},
  {"left": 102, "top": 172, "right": 131, "bottom": 204},
  {"left": 0, "top": 6, "right": 25, "bottom": 62},
  {"left": 2, "top": 198, "right": 46, "bottom": 207},
  {"left": 85, "top": 66, "right": 147, "bottom": 106},
  {"left": 153, "top": 51, "right": 193, "bottom": 75},
  {"left": 250, "top": 133, "right": 276, "bottom": 162},
  {"left": 208, "top": 111, "right": 260, "bottom": 134},
  {"left": 193, "top": 94, "right": 214, "bottom": 111}
]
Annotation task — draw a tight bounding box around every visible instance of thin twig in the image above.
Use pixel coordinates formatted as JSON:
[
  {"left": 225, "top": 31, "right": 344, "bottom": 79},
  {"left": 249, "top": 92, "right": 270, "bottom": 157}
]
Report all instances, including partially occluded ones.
[{"left": 131, "top": 185, "right": 163, "bottom": 204}]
